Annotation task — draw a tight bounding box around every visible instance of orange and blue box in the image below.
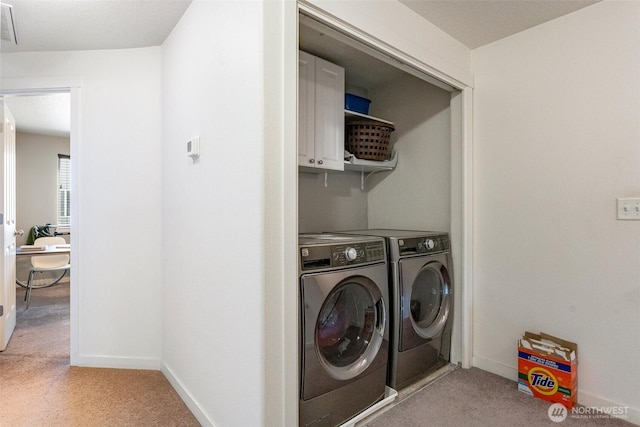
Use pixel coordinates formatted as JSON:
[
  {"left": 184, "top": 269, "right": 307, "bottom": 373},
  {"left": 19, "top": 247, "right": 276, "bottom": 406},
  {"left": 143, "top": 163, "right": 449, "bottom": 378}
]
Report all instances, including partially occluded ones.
[{"left": 517, "top": 331, "right": 578, "bottom": 409}]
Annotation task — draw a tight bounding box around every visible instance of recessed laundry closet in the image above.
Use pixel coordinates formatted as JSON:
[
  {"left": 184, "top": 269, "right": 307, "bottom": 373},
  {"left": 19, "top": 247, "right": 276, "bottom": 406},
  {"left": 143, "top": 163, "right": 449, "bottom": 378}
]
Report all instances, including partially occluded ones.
[
  {"left": 298, "top": 18, "right": 453, "bottom": 235},
  {"left": 297, "top": 11, "right": 464, "bottom": 427}
]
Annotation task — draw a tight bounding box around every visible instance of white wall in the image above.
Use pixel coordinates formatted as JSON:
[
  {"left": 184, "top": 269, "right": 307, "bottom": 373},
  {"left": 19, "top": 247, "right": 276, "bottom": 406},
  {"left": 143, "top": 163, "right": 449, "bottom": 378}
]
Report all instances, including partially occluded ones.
[
  {"left": 161, "top": 1, "right": 268, "bottom": 425},
  {"left": 298, "top": 172, "right": 368, "bottom": 233},
  {"left": 472, "top": 0, "right": 640, "bottom": 420},
  {"left": 16, "top": 131, "right": 70, "bottom": 246},
  {"left": 2, "top": 48, "right": 163, "bottom": 367},
  {"left": 368, "top": 74, "right": 452, "bottom": 231}
]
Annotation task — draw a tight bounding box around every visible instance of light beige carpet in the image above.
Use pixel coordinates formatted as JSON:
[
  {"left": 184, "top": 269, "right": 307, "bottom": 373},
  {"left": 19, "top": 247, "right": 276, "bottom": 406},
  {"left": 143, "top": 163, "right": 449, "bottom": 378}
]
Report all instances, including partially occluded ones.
[
  {"left": 363, "top": 366, "right": 634, "bottom": 427},
  {"left": 0, "top": 283, "right": 200, "bottom": 427}
]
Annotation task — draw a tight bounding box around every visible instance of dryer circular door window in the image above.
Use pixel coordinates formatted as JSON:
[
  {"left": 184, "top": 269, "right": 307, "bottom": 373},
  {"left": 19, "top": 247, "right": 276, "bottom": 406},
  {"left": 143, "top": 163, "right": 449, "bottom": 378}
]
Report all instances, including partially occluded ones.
[
  {"left": 315, "top": 276, "right": 385, "bottom": 381},
  {"left": 399, "top": 258, "right": 452, "bottom": 351}
]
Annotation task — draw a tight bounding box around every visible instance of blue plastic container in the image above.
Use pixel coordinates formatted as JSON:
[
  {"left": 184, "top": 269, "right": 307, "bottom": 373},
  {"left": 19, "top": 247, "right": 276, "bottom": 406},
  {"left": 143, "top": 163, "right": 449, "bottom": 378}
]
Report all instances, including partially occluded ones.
[{"left": 345, "top": 93, "right": 371, "bottom": 115}]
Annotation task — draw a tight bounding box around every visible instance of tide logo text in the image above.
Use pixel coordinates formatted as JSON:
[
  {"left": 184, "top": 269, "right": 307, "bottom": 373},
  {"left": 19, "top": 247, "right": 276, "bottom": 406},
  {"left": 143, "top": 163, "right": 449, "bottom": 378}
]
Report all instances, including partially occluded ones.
[
  {"left": 532, "top": 373, "right": 554, "bottom": 388},
  {"left": 528, "top": 367, "right": 559, "bottom": 396}
]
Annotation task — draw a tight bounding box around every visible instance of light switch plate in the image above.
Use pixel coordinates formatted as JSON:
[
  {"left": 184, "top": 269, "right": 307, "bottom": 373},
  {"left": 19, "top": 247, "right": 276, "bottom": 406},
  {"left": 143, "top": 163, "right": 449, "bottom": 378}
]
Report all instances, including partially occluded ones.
[{"left": 617, "top": 198, "right": 640, "bottom": 220}]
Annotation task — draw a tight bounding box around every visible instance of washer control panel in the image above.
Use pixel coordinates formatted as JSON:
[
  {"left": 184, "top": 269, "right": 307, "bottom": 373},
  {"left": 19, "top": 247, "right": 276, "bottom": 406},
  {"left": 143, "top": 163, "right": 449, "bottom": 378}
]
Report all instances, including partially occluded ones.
[
  {"left": 331, "top": 242, "right": 385, "bottom": 266},
  {"left": 300, "top": 241, "right": 385, "bottom": 271}
]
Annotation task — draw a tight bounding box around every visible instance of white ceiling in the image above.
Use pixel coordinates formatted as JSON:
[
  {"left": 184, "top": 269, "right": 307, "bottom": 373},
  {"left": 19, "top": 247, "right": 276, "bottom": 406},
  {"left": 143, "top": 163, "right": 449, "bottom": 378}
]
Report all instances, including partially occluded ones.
[
  {"left": 1, "top": 0, "right": 601, "bottom": 137},
  {"left": 1, "top": 0, "right": 192, "bottom": 53},
  {"left": 4, "top": 94, "right": 70, "bottom": 137},
  {"left": 400, "top": 0, "right": 601, "bottom": 49}
]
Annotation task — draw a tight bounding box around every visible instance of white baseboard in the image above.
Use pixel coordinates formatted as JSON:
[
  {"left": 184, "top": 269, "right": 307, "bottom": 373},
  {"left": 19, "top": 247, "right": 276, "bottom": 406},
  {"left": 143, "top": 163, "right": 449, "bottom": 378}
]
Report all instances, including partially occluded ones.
[
  {"left": 472, "top": 354, "right": 518, "bottom": 381},
  {"left": 578, "top": 390, "right": 640, "bottom": 425},
  {"left": 472, "top": 355, "right": 639, "bottom": 425},
  {"left": 71, "top": 354, "right": 161, "bottom": 370},
  {"left": 161, "top": 362, "right": 215, "bottom": 427}
]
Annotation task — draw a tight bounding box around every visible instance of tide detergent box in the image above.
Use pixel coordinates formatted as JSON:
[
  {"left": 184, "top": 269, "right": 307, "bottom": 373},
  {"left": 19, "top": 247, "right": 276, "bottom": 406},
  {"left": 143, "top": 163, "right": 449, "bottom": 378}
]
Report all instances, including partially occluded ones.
[{"left": 518, "top": 331, "right": 578, "bottom": 408}]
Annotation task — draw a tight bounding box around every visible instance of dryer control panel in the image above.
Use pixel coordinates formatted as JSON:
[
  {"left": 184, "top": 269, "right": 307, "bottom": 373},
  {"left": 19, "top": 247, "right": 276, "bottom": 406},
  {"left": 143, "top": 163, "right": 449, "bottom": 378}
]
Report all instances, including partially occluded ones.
[
  {"left": 397, "top": 234, "right": 450, "bottom": 256},
  {"left": 300, "top": 241, "right": 386, "bottom": 271}
]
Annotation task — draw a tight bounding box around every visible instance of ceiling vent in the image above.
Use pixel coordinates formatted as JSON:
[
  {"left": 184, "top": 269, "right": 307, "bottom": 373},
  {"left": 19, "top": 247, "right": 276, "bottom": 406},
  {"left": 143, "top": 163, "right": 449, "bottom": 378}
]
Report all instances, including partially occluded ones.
[{"left": 1, "top": 3, "right": 18, "bottom": 44}]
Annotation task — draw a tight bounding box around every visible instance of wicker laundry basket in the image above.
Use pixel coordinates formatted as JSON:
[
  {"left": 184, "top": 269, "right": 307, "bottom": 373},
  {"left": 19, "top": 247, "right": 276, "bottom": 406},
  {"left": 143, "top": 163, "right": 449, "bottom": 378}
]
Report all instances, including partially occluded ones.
[{"left": 346, "top": 120, "right": 395, "bottom": 161}]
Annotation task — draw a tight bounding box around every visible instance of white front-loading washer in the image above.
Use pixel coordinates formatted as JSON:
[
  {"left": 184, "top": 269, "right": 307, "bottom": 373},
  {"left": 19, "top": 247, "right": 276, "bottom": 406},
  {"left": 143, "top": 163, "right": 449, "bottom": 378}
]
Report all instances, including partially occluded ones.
[
  {"left": 299, "top": 233, "right": 389, "bottom": 427},
  {"left": 335, "top": 230, "right": 454, "bottom": 390}
]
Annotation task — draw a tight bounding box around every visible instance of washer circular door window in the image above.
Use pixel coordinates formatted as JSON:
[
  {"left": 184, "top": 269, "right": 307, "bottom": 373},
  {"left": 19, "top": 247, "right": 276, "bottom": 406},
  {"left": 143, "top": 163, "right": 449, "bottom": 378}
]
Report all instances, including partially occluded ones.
[
  {"left": 405, "top": 260, "right": 451, "bottom": 344},
  {"left": 315, "top": 276, "right": 385, "bottom": 381}
]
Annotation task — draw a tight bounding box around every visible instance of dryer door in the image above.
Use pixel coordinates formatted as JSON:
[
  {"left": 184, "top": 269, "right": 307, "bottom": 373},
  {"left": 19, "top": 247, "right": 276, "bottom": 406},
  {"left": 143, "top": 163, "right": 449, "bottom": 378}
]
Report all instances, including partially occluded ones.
[
  {"left": 301, "top": 269, "right": 387, "bottom": 401},
  {"left": 399, "top": 256, "right": 452, "bottom": 351}
]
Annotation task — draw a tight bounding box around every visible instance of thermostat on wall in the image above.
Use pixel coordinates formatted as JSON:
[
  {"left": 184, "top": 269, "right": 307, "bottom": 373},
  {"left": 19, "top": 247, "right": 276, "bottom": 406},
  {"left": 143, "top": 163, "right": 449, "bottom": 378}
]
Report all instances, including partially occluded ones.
[{"left": 187, "top": 136, "right": 200, "bottom": 159}]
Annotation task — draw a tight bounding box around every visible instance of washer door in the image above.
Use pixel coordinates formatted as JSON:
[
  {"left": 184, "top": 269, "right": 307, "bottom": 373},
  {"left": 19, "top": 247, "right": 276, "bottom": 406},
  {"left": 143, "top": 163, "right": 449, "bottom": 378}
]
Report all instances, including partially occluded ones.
[
  {"left": 399, "top": 257, "right": 452, "bottom": 351},
  {"left": 315, "top": 278, "right": 385, "bottom": 379},
  {"left": 301, "top": 269, "right": 387, "bottom": 401}
]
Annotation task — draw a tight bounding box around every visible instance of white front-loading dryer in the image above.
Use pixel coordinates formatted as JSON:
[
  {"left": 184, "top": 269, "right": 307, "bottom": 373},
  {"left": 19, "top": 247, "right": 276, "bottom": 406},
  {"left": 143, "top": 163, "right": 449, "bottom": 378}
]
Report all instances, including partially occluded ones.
[{"left": 299, "top": 233, "right": 389, "bottom": 427}]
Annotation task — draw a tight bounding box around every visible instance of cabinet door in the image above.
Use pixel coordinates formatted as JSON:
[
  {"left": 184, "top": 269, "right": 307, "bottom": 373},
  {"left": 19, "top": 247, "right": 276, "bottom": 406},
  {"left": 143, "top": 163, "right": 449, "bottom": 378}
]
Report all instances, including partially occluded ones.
[
  {"left": 298, "top": 51, "right": 316, "bottom": 168},
  {"left": 314, "top": 57, "right": 344, "bottom": 171}
]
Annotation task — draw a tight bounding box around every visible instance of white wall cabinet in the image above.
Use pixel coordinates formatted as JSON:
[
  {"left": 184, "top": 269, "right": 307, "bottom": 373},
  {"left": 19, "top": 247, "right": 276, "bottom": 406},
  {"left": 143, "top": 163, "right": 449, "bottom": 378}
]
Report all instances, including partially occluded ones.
[{"left": 298, "top": 50, "right": 345, "bottom": 171}]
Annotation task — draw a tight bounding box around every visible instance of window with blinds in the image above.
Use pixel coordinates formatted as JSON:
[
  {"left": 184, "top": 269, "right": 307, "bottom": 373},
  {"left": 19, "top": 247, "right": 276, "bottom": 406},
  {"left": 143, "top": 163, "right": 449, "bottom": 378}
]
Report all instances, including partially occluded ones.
[{"left": 57, "top": 154, "right": 71, "bottom": 226}]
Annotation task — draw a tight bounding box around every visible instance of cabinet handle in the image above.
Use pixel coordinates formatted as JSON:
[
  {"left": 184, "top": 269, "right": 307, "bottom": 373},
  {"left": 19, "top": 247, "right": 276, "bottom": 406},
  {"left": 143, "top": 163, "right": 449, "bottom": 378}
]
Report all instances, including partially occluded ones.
[
  {"left": 309, "top": 159, "right": 315, "bottom": 164},
  {"left": 318, "top": 160, "right": 323, "bottom": 165}
]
